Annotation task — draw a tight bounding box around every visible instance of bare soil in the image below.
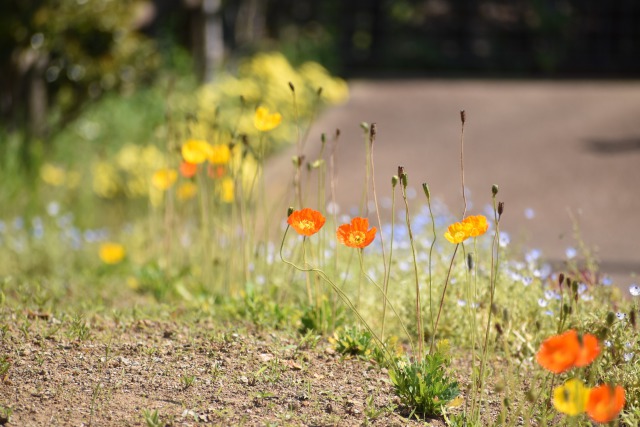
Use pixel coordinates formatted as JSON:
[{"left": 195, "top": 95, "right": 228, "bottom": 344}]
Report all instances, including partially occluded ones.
[{"left": 1, "top": 314, "right": 454, "bottom": 427}]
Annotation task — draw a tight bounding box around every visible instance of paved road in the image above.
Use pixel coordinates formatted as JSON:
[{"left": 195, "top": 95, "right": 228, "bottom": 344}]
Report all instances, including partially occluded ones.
[{"left": 265, "top": 80, "right": 640, "bottom": 288}]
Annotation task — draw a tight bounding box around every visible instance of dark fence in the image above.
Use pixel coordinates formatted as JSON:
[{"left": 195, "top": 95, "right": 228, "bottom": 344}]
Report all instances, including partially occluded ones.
[{"left": 261, "top": 0, "right": 640, "bottom": 77}]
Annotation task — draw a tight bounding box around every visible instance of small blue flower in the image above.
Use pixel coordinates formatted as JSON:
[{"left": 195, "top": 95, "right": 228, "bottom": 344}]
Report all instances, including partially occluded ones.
[
  {"left": 624, "top": 352, "right": 634, "bottom": 362},
  {"left": 616, "top": 312, "right": 626, "bottom": 320},
  {"left": 524, "top": 208, "right": 535, "bottom": 219},
  {"left": 629, "top": 284, "right": 640, "bottom": 297},
  {"left": 499, "top": 232, "right": 510, "bottom": 248},
  {"left": 601, "top": 276, "right": 613, "bottom": 286},
  {"left": 565, "top": 247, "right": 577, "bottom": 259},
  {"left": 538, "top": 298, "right": 548, "bottom": 308}
]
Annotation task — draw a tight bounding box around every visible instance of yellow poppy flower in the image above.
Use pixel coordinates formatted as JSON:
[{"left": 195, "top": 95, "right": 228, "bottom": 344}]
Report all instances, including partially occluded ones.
[
  {"left": 220, "top": 177, "right": 234, "bottom": 203},
  {"left": 553, "top": 378, "right": 590, "bottom": 416},
  {"left": 254, "top": 106, "right": 282, "bottom": 132},
  {"left": 40, "top": 163, "right": 66, "bottom": 187},
  {"left": 177, "top": 182, "right": 197, "bottom": 201},
  {"left": 151, "top": 169, "right": 178, "bottom": 190},
  {"left": 181, "top": 139, "right": 213, "bottom": 164},
  {"left": 209, "top": 144, "right": 231, "bottom": 165},
  {"left": 99, "top": 242, "right": 126, "bottom": 265}
]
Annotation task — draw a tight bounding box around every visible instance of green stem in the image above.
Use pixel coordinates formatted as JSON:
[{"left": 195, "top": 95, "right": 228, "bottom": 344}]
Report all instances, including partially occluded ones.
[
  {"left": 358, "top": 250, "right": 414, "bottom": 353},
  {"left": 280, "top": 226, "right": 398, "bottom": 368},
  {"left": 431, "top": 244, "right": 460, "bottom": 354},
  {"left": 400, "top": 182, "right": 424, "bottom": 361}
]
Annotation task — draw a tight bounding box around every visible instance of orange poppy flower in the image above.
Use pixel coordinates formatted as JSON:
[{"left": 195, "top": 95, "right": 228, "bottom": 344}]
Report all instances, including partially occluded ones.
[
  {"left": 536, "top": 330, "right": 581, "bottom": 374},
  {"left": 287, "top": 208, "right": 326, "bottom": 236},
  {"left": 180, "top": 161, "right": 198, "bottom": 178},
  {"left": 574, "top": 333, "right": 601, "bottom": 367},
  {"left": 586, "top": 384, "right": 625, "bottom": 423},
  {"left": 444, "top": 221, "right": 473, "bottom": 244},
  {"left": 465, "top": 215, "right": 489, "bottom": 237},
  {"left": 336, "top": 217, "right": 377, "bottom": 248},
  {"left": 536, "top": 330, "right": 600, "bottom": 374}
]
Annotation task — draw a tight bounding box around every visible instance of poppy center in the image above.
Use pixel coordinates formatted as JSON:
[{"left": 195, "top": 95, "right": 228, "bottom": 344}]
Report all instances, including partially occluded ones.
[
  {"left": 349, "top": 231, "right": 366, "bottom": 244},
  {"left": 298, "top": 219, "right": 316, "bottom": 230}
]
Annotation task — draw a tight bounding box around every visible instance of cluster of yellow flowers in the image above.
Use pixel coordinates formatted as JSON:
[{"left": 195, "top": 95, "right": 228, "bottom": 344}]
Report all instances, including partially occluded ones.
[
  {"left": 184, "top": 52, "right": 348, "bottom": 154},
  {"left": 40, "top": 163, "right": 81, "bottom": 189},
  {"left": 91, "top": 144, "right": 166, "bottom": 199}
]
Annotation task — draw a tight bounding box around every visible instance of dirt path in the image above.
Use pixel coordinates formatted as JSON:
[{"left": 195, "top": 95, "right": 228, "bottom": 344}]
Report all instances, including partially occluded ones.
[{"left": 265, "top": 79, "right": 640, "bottom": 287}]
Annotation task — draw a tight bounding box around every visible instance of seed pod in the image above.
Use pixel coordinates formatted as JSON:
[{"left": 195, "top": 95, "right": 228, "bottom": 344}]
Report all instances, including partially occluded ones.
[
  {"left": 492, "top": 184, "right": 499, "bottom": 196},
  {"left": 422, "top": 183, "right": 430, "bottom": 200}
]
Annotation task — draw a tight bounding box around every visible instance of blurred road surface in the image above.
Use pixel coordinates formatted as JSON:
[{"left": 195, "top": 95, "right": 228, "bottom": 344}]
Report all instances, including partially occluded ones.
[{"left": 265, "top": 80, "right": 640, "bottom": 289}]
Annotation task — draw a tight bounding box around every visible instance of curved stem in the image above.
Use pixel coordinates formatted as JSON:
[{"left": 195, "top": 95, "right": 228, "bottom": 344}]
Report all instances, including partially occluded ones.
[
  {"left": 430, "top": 243, "right": 460, "bottom": 354},
  {"left": 358, "top": 250, "right": 414, "bottom": 353},
  {"left": 280, "top": 226, "right": 398, "bottom": 368}
]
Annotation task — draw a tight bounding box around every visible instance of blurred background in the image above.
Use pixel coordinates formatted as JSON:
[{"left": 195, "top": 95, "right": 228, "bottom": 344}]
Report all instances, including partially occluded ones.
[{"left": 1, "top": 0, "right": 639, "bottom": 283}]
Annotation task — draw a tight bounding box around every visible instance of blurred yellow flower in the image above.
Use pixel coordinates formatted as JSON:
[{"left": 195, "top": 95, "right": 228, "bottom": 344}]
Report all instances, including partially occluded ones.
[
  {"left": 151, "top": 169, "right": 178, "bottom": 190},
  {"left": 177, "top": 182, "right": 197, "bottom": 201},
  {"left": 221, "top": 177, "right": 234, "bottom": 203},
  {"left": 99, "top": 242, "right": 126, "bottom": 265},
  {"left": 553, "top": 378, "right": 590, "bottom": 416},
  {"left": 254, "top": 106, "right": 282, "bottom": 132},
  {"left": 92, "top": 161, "right": 120, "bottom": 198},
  {"left": 40, "top": 163, "right": 66, "bottom": 187},
  {"left": 182, "top": 139, "right": 213, "bottom": 164},
  {"left": 209, "top": 144, "right": 231, "bottom": 165}
]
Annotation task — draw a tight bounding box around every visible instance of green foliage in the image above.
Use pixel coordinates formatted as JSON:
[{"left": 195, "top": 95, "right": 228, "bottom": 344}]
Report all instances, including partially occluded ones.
[
  {"left": 331, "top": 326, "right": 374, "bottom": 358},
  {"left": 142, "top": 409, "right": 162, "bottom": 427},
  {"left": 389, "top": 350, "right": 460, "bottom": 419},
  {"left": 299, "top": 299, "right": 346, "bottom": 335},
  {"left": 0, "top": 355, "right": 10, "bottom": 377}
]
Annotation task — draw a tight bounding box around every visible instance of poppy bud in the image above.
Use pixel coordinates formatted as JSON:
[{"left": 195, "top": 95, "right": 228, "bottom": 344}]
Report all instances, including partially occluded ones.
[
  {"left": 317, "top": 87, "right": 323, "bottom": 96},
  {"left": 287, "top": 207, "right": 294, "bottom": 217},
  {"left": 321, "top": 133, "right": 326, "bottom": 144},
  {"left": 498, "top": 202, "right": 504, "bottom": 217},
  {"left": 391, "top": 175, "right": 399, "bottom": 188},
  {"left": 360, "top": 122, "right": 369, "bottom": 132},
  {"left": 460, "top": 110, "right": 466, "bottom": 124},
  {"left": 422, "top": 183, "right": 430, "bottom": 200},
  {"left": 558, "top": 273, "right": 565, "bottom": 288},
  {"left": 503, "top": 397, "right": 510, "bottom": 409},
  {"left": 401, "top": 173, "right": 408, "bottom": 188},
  {"left": 495, "top": 323, "right": 503, "bottom": 336},
  {"left": 467, "top": 253, "right": 473, "bottom": 271},
  {"left": 288, "top": 81, "right": 295, "bottom": 92},
  {"left": 335, "top": 128, "right": 341, "bottom": 138},
  {"left": 630, "top": 309, "right": 636, "bottom": 329},
  {"left": 606, "top": 312, "right": 616, "bottom": 326},
  {"left": 492, "top": 184, "right": 499, "bottom": 196}
]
